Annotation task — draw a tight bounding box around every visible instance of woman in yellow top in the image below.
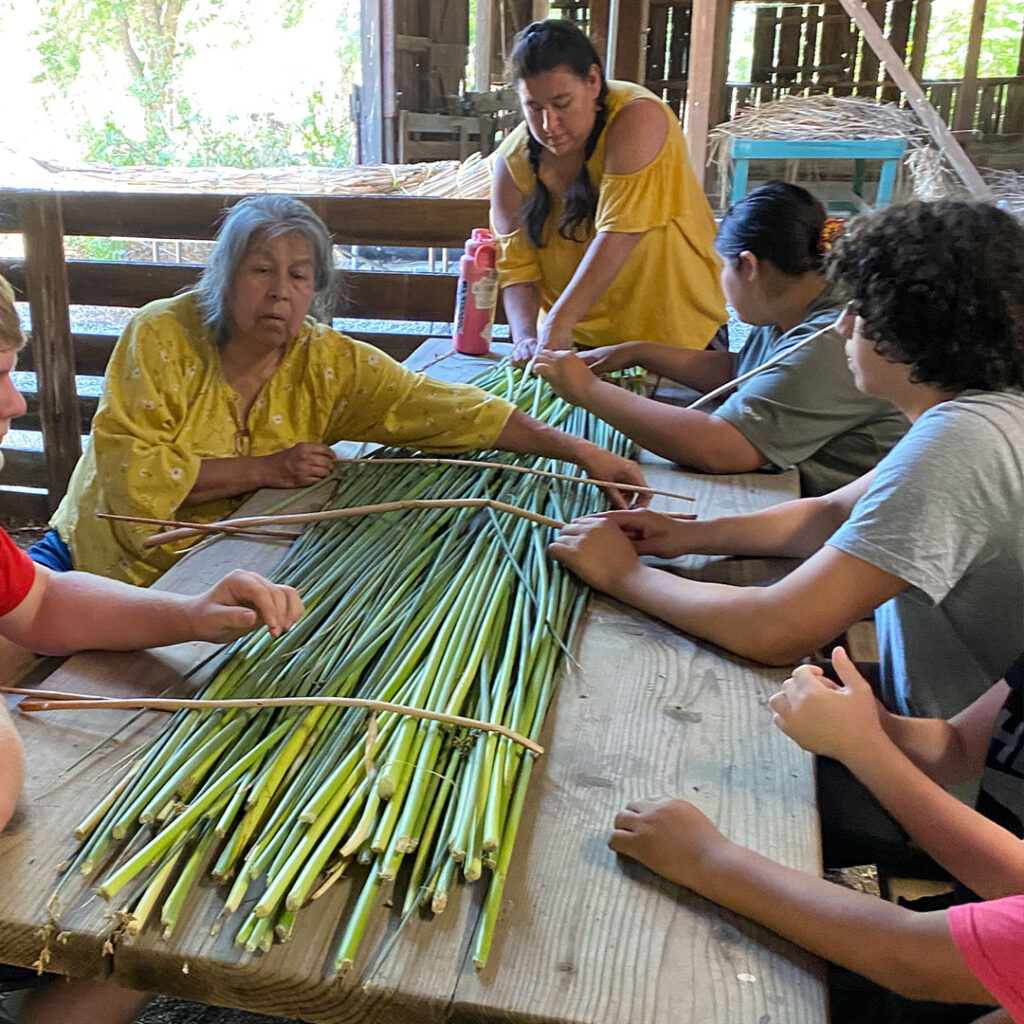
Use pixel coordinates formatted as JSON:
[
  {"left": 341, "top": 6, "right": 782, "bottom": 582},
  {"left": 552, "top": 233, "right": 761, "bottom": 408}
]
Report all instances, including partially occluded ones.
[
  {"left": 41, "top": 196, "right": 646, "bottom": 587},
  {"left": 493, "top": 19, "right": 727, "bottom": 363}
]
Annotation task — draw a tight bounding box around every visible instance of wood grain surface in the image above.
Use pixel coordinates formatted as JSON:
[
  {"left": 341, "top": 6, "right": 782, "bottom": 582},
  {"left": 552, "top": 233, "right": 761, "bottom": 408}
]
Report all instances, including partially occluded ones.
[{"left": 0, "top": 340, "right": 825, "bottom": 1023}]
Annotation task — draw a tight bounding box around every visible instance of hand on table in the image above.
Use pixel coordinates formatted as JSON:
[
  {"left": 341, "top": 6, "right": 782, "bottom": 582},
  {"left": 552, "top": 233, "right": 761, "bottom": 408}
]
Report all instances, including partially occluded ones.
[
  {"left": 186, "top": 569, "right": 304, "bottom": 642},
  {"left": 768, "top": 646, "right": 887, "bottom": 762},
  {"left": 574, "top": 444, "right": 651, "bottom": 510},
  {"left": 262, "top": 443, "right": 337, "bottom": 488},
  {"left": 531, "top": 349, "right": 599, "bottom": 405},
  {"left": 578, "top": 341, "right": 644, "bottom": 375},
  {"left": 548, "top": 514, "right": 645, "bottom": 592},
  {"left": 609, "top": 797, "right": 727, "bottom": 890}
]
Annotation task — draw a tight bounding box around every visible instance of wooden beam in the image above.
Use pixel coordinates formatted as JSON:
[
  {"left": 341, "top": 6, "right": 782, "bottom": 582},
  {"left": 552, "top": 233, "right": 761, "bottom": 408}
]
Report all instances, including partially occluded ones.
[
  {"left": 907, "top": 0, "right": 931, "bottom": 81},
  {"left": 359, "top": 0, "right": 384, "bottom": 163},
  {"left": 684, "top": 0, "right": 732, "bottom": 184},
  {"left": 952, "top": 0, "right": 987, "bottom": 132},
  {"left": 475, "top": 0, "right": 494, "bottom": 90},
  {"left": 19, "top": 194, "right": 82, "bottom": 510},
  {"left": 835, "top": 0, "right": 992, "bottom": 200}
]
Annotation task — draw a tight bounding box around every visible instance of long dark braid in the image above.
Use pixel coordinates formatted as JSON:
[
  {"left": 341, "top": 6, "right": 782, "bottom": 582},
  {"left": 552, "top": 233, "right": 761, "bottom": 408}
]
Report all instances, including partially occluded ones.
[{"left": 514, "top": 20, "right": 610, "bottom": 248}]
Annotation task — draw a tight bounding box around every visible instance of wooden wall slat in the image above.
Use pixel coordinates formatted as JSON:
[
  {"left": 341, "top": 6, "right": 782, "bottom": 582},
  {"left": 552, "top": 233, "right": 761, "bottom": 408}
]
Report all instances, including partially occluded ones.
[
  {"left": 0, "top": 260, "right": 488, "bottom": 324},
  {"left": 20, "top": 195, "right": 82, "bottom": 510},
  {"left": 0, "top": 449, "right": 45, "bottom": 489},
  {"left": 776, "top": 6, "right": 803, "bottom": 84},
  {"left": 4, "top": 194, "right": 491, "bottom": 250},
  {"left": 20, "top": 392, "right": 95, "bottom": 435},
  {"left": 18, "top": 331, "right": 429, "bottom": 379},
  {"left": 0, "top": 488, "right": 49, "bottom": 524}
]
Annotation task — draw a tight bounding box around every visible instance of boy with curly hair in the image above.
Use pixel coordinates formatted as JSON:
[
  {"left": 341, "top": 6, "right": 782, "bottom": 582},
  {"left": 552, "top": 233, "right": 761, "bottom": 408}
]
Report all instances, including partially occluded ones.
[{"left": 549, "top": 199, "right": 1024, "bottom": 874}]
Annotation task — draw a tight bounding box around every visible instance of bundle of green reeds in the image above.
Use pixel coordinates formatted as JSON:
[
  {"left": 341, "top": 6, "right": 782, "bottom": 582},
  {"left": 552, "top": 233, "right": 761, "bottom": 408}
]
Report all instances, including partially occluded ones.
[{"left": 58, "top": 365, "right": 641, "bottom": 973}]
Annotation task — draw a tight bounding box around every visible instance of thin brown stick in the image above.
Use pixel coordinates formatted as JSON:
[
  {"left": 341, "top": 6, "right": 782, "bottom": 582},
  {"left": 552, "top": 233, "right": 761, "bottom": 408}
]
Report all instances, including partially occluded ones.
[
  {"left": 96, "top": 512, "right": 300, "bottom": 541},
  {"left": 687, "top": 307, "right": 849, "bottom": 411},
  {"left": 1, "top": 687, "right": 116, "bottom": 703},
  {"left": 139, "top": 498, "right": 565, "bottom": 549},
  {"left": 334, "top": 456, "right": 695, "bottom": 503},
  {"left": 12, "top": 693, "right": 544, "bottom": 755}
]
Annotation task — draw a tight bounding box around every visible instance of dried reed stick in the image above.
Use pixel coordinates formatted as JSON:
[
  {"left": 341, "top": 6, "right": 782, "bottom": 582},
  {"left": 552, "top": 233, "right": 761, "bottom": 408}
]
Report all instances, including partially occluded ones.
[
  {"left": 97, "top": 512, "right": 301, "bottom": 541},
  {"left": 137, "top": 498, "right": 565, "bottom": 549},
  {"left": 9, "top": 692, "right": 544, "bottom": 755},
  {"left": 335, "top": 456, "right": 695, "bottom": 503},
  {"left": 687, "top": 307, "right": 849, "bottom": 411}
]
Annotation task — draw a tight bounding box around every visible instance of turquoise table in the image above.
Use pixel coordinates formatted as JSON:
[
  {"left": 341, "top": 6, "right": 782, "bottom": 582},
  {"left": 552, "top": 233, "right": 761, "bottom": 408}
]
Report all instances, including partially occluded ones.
[{"left": 729, "top": 136, "right": 909, "bottom": 212}]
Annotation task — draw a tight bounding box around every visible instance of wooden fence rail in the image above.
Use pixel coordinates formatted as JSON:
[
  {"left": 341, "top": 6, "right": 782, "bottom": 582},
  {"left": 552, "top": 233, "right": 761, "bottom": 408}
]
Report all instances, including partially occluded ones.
[{"left": 0, "top": 190, "right": 493, "bottom": 523}]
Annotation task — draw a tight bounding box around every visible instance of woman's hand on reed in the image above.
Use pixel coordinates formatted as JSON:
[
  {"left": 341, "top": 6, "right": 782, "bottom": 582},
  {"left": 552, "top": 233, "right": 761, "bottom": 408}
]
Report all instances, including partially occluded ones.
[
  {"left": 578, "top": 341, "right": 644, "bottom": 375},
  {"left": 261, "top": 443, "right": 337, "bottom": 488},
  {"left": 548, "top": 513, "right": 644, "bottom": 592},
  {"left": 532, "top": 349, "right": 599, "bottom": 405},
  {"left": 187, "top": 569, "right": 304, "bottom": 642},
  {"left": 510, "top": 334, "right": 541, "bottom": 367},
  {"left": 573, "top": 444, "right": 650, "bottom": 509},
  {"left": 593, "top": 508, "right": 693, "bottom": 558}
]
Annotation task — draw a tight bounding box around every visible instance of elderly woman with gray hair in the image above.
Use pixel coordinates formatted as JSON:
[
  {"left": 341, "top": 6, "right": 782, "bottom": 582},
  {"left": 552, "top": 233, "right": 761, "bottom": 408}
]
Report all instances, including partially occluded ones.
[{"left": 43, "top": 195, "right": 646, "bottom": 586}]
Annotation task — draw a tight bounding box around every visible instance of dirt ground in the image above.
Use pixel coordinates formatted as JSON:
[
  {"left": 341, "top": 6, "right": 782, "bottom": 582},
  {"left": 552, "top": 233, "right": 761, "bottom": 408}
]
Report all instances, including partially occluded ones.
[{"left": 137, "top": 997, "right": 298, "bottom": 1024}]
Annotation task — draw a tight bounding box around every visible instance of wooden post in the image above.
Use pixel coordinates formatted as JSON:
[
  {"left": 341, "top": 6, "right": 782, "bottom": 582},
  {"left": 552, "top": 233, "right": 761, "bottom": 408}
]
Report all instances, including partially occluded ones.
[
  {"left": 684, "top": 0, "right": 732, "bottom": 184},
  {"left": 907, "top": 0, "right": 931, "bottom": 81},
  {"left": 359, "top": 0, "right": 384, "bottom": 162},
  {"left": 19, "top": 194, "right": 81, "bottom": 510},
  {"left": 952, "top": 0, "right": 987, "bottom": 133},
  {"left": 475, "top": 0, "right": 494, "bottom": 91},
  {"left": 835, "top": 0, "right": 992, "bottom": 200}
]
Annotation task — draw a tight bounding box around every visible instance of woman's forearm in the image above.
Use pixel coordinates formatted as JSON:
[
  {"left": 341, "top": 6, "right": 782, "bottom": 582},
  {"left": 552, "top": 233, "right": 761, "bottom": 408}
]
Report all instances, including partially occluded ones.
[
  {"left": 567, "top": 379, "right": 765, "bottom": 474},
  {"left": 842, "top": 736, "right": 1024, "bottom": 899},
  {"left": 501, "top": 282, "right": 542, "bottom": 346},
  {"left": 545, "top": 231, "right": 642, "bottom": 343},
  {"left": 184, "top": 456, "right": 269, "bottom": 505},
  {"left": 693, "top": 840, "right": 993, "bottom": 1004}
]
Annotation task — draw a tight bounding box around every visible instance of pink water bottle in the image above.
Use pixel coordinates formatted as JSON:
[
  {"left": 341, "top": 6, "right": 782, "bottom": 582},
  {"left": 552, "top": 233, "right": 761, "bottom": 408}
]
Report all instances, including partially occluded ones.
[{"left": 453, "top": 228, "right": 498, "bottom": 355}]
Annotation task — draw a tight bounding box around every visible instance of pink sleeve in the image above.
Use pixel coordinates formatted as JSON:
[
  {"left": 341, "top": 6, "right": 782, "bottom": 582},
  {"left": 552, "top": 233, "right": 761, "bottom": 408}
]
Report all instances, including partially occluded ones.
[{"left": 948, "top": 896, "right": 1024, "bottom": 1022}]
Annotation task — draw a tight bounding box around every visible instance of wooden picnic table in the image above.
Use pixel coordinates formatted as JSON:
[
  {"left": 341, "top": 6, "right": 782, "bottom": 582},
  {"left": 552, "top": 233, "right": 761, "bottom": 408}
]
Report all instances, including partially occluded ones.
[{"left": 0, "top": 340, "right": 826, "bottom": 1023}]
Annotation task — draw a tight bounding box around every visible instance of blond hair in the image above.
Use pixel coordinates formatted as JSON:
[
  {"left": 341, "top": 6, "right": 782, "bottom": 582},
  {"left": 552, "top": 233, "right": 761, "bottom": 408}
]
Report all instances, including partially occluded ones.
[{"left": 0, "top": 275, "right": 25, "bottom": 352}]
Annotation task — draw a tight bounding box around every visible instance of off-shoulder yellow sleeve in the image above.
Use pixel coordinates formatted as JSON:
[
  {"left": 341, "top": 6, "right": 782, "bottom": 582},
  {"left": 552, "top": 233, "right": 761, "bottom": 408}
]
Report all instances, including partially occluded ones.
[
  {"left": 594, "top": 144, "right": 692, "bottom": 234},
  {"left": 493, "top": 225, "right": 543, "bottom": 288},
  {"left": 326, "top": 338, "right": 514, "bottom": 452}
]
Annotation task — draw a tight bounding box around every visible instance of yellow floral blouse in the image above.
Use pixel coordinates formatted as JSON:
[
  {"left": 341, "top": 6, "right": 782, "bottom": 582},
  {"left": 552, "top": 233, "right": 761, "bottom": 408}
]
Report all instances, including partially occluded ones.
[
  {"left": 51, "top": 293, "right": 514, "bottom": 586},
  {"left": 494, "top": 80, "right": 727, "bottom": 350}
]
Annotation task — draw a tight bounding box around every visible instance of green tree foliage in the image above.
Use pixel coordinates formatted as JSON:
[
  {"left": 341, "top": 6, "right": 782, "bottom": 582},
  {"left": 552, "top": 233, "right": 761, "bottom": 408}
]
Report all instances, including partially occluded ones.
[
  {"left": 32, "top": 0, "right": 358, "bottom": 168},
  {"left": 924, "top": 0, "right": 1024, "bottom": 79}
]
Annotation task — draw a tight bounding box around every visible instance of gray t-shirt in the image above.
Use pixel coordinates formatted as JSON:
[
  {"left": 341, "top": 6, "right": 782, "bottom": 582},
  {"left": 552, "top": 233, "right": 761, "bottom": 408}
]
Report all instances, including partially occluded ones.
[
  {"left": 828, "top": 391, "right": 1024, "bottom": 719},
  {"left": 714, "top": 297, "right": 908, "bottom": 495}
]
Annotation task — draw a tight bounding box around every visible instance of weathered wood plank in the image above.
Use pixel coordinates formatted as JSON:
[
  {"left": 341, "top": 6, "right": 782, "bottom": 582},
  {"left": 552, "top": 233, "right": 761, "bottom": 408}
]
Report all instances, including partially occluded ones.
[
  {"left": 0, "top": 448, "right": 45, "bottom": 488},
  {"left": 684, "top": 0, "right": 732, "bottom": 182},
  {"left": 0, "top": 260, "right": 467, "bottom": 323},
  {"left": 4, "top": 193, "right": 491, "bottom": 250},
  {"left": 19, "top": 194, "right": 82, "bottom": 511},
  {"left": 952, "top": 0, "right": 988, "bottom": 131},
  {"left": 20, "top": 391, "right": 94, "bottom": 435},
  {"left": 0, "top": 486, "right": 49, "bottom": 523}
]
